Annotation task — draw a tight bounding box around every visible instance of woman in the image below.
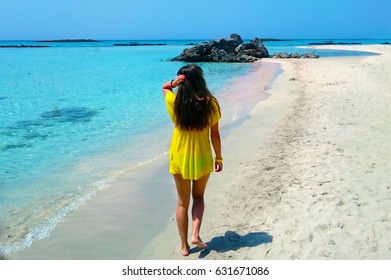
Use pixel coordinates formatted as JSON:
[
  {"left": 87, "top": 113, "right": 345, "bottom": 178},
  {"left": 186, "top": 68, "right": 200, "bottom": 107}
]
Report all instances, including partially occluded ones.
[{"left": 162, "top": 64, "right": 223, "bottom": 256}]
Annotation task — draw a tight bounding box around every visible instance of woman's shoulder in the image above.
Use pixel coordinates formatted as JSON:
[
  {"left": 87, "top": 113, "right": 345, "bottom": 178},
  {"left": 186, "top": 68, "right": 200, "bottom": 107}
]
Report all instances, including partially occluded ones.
[
  {"left": 209, "top": 96, "right": 221, "bottom": 124},
  {"left": 209, "top": 96, "right": 220, "bottom": 110},
  {"left": 207, "top": 95, "right": 219, "bottom": 104},
  {"left": 165, "top": 90, "right": 176, "bottom": 102}
]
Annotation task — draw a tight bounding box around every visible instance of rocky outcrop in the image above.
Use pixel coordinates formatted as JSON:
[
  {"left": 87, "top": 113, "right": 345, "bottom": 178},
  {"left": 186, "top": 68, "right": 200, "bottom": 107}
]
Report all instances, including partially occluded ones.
[
  {"left": 113, "top": 42, "right": 167, "bottom": 46},
  {"left": 235, "top": 37, "right": 270, "bottom": 58},
  {"left": 270, "top": 52, "right": 319, "bottom": 59},
  {"left": 0, "top": 45, "right": 50, "bottom": 48},
  {"left": 172, "top": 33, "right": 269, "bottom": 63}
]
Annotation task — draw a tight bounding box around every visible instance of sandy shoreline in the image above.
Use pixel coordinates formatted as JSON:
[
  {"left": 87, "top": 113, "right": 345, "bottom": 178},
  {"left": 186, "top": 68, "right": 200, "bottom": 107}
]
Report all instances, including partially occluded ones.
[
  {"left": 140, "top": 44, "right": 391, "bottom": 260},
  {"left": 8, "top": 44, "right": 391, "bottom": 260}
]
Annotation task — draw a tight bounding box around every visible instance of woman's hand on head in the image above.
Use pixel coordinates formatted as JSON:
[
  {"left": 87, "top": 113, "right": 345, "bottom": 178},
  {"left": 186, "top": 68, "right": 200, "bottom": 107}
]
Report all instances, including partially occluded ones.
[
  {"left": 162, "top": 75, "right": 186, "bottom": 95},
  {"left": 174, "top": 75, "right": 186, "bottom": 86}
]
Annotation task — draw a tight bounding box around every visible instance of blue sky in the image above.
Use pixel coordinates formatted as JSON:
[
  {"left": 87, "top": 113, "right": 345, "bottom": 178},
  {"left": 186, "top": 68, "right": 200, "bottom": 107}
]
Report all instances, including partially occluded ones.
[{"left": 1, "top": 0, "right": 390, "bottom": 40}]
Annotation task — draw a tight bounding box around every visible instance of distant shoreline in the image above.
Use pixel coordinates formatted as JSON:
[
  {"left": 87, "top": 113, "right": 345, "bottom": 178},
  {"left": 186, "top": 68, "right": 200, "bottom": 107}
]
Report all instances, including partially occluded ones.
[
  {"left": 0, "top": 38, "right": 389, "bottom": 43},
  {"left": 0, "top": 45, "right": 50, "bottom": 48},
  {"left": 113, "top": 42, "right": 167, "bottom": 46},
  {"left": 36, "top": 39, "right": 100, "bottom": 43}
]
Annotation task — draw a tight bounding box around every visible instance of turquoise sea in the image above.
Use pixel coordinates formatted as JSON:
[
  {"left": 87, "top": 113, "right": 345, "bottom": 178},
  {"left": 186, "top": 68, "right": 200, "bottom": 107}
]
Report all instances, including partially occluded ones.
[{"left": 0, "top": 38, "right": 385, "bottom": 256}]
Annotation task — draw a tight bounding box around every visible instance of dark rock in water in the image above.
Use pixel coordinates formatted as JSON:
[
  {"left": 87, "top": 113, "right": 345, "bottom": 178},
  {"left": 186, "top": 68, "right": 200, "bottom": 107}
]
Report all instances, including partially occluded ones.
[
  {"left": 290, "top": 52, "right": 301, "bottom": 58},
  {"left": 113, "top": 42, "right": 167, "bottom": 46},
  {"left": 271, "top": 52, "right": 319, "bottom": 59},
  {"left": 259, "top": 38, "right": 290, "bottom": 42},
  {"left": 235, "top": 37, "right": 270, "bottom": 58},
  {"left": 382, "top": 42, "right": 390, "bottom": 45},
  {"left": 10, "top": 120, "right": 44, "bottom": 130},
  {"left": 172, "top": 33, "right": 269, "bottom": 63},
  {"left": 2, "top": 143, "right": 32, "bottom": 151},
  {"left": 271, "top": 52, "right": 291, "bottom": 58},
  {"left": 36, "top": 39, "right": 100, "bottom": 42},
  {"left": 0, "top": 45, "right": 50, "bottom": 48},
  {"left": 2, "top": 119, "right": 48, "bottom": 151},
  {"left": 300, "top": 52, "right": 320, "bottom": 59},
  {"left": 1, "top": 107, "right": 99, "bottom": 151},
  {"left": 40, "top": 107, "right": 98, "bottom": 123}
]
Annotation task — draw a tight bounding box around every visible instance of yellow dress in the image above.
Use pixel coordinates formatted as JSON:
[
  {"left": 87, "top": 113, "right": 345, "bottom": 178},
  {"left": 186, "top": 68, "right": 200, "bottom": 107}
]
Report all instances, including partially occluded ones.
[{"left": 165, "top": 91, "right": 221, "bottom": 180}]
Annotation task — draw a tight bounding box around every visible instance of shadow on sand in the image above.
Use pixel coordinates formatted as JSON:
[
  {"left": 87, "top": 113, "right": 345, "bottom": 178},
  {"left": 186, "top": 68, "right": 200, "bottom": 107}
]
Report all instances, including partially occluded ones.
[{"left": 192, "top": 230, "right": 273, "bottom": 258}]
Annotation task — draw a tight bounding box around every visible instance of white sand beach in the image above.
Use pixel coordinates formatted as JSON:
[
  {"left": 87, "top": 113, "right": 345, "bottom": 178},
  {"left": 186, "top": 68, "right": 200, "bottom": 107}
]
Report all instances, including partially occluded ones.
[
  {"left": 140, "top": 44, "right": 391, "bottom": 260},
  {"left": 8, "top": 44, "right": 391, "bottom": 260}
]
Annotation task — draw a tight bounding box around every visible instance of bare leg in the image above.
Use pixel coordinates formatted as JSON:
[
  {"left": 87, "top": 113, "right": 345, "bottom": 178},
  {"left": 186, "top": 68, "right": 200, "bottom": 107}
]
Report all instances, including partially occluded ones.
[
  {"left": 191, "top": 174, "right": 210, "bottom": 248},
  {"left": 173, "top": 174, "right": 191, "bottom": 256}
]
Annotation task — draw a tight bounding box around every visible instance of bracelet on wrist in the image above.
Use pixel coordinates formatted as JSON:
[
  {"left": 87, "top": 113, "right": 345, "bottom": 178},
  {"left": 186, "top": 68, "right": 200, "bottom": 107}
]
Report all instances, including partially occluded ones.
[
  {"left": 170, "top": 79, "right": 175, "bottom": 88},
  {"left": 215, "top": 157, "right": 223, "bottom": 163}
]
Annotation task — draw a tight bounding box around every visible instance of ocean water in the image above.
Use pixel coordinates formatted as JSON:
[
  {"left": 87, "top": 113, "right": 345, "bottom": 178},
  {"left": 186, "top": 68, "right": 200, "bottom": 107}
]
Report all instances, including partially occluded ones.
[{"left": 0, "top": 39, "right": 384, "bottom": 256}]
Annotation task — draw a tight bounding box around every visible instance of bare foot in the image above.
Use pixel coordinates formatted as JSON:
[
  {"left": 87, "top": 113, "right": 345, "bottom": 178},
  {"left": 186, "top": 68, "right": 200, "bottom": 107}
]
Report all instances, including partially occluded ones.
[
  {"left": 191, "top": 237, "right": 208, "bottom": 249},
  {"left": 180, "top": 244, "right": 190, "bottom": 256}
]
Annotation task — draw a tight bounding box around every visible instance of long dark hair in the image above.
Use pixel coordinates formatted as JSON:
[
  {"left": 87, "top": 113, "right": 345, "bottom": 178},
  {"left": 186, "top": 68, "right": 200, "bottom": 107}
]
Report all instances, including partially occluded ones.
[{"left": 174, "top": 64, "right": 220, "bottom": 131}]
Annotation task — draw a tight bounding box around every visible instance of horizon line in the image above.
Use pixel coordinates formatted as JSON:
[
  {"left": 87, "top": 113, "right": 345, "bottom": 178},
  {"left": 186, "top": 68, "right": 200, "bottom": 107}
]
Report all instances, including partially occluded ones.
[{"left": 1, "top": 37, "right": 390, "bottom": 42}]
